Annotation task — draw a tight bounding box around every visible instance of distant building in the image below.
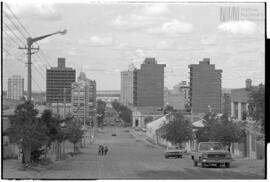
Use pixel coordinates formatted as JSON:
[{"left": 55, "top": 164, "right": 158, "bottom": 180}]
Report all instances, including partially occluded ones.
[
  {"left": 164, "top": 87, "right": 185, "bottom": 110},
  {"left": 231, "top": 79, "right": 255, "bottom": 121},
  {"left": 136, "top": 58, "right": 166, "bottom": 107},
  {"left": 177, "top": 81, "right": 190, "bottom": 105},
  {"left": 222, "top": 93, "right": 231, "bottom": 116},
  {"left": 32, "top": 91, "right": 46, "bottom": 104},
  {"left": 120, "top": 64, "right": 135, "bottom": 106},
  {"left": 71, "top": 72, "right": 96, "bottom": 125},
  {"left": 97, "top": 90, "right": 120, "bottom": 103},
  {"left": 132, "top": 106, "right": 164, "bottom": 129},
  {"left": 230, "top": 79, "right": 264, "bottom": 159},
  {"left": 189, "top": 58, "right": 222, "bottom": 113},
  {"left": 120, "top": 58, "right": 166, "bottom": 108},
  {"left": 7, "top": 75, "right": 24, "bottom": 100},
  {"left": 46, "top": 58, "right": 76, "bottom": 104}
]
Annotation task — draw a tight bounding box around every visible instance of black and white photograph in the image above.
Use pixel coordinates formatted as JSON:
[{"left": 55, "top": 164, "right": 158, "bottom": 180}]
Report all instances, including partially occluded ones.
[{"left": 1, "top": 0, "right": 266, "bottom": 180}]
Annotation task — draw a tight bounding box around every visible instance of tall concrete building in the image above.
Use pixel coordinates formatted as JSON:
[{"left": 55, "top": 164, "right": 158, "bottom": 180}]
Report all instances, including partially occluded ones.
[
  {"left": 120, "top": 58, "right": 166, "bottom": 108},
  {"left": 71, "top": 72, "right": 96, "bottom": 125},
  {"left": 189, "top": 58, "right": 222, "bottom": 113},
  {"left": 7, "top": 75, "right": 24, "bottom": 100},
  {"left": 120, "top": 64, "right": 135, "bottom": 106},
  {"left": 136, "top": 58, "right": 166, "bottom": 107},
  {"left": 46, "top": 58, "right": 76, "bottom": 104}
]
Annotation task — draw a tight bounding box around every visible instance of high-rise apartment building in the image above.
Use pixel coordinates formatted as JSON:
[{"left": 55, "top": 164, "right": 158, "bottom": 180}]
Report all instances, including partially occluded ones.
[
  {"left": 71, "top": 72, "right": 96, "bottom": 125},
  {"left": 120, "top": 58, "right": 166, "bottom": 108},
  {"left": 46, "top": 58, "right": 76, "bottom": 103},
  {"left": 136, "top": 58, "right": 166, "bottom": 107},
  {"left": 7, "top": 75, "right": 24, "bottom": 100},
  {"left": 120, "top": 64, "right": 135, "bottom": 106},
  {"left": 189, "top": 58, "right": 222, "bottom": 113}
]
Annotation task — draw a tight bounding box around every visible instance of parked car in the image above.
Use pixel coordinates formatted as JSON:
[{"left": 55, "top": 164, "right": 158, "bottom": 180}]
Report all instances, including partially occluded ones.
[
  {"left": 142, "top": 128, "right": 147, "bottom": 132},
  {"left": 165, "top": 146, "right": 183, "bottom": 159},
  {"left": 134, "top": 127, "right": 140, "bottom": 131},
  {"left": 192, "top": 142, "right": 233, "bottom": 168},
  {"left": 112, "top": 133, "right": 117, "bottom": 136}
]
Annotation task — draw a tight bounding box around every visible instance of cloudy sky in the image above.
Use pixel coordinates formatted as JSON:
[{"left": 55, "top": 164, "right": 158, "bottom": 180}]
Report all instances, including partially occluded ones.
[{"left": 3, "top": 2, "right": 265, "bottom": 91}]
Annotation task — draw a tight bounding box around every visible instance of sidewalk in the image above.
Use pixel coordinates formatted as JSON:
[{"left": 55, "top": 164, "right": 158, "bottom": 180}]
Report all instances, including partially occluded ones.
[{"left": 129, "top": 129, "right": 165, "bottom": 150}]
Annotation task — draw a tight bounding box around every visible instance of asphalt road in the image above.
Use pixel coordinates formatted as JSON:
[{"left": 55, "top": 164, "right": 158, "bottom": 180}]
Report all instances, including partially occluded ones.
[{"left": 3, "top": 126, "right": 265, "bottom": 179}]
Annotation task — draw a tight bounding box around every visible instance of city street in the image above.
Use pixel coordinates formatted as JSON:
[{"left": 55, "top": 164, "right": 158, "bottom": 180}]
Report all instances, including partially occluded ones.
[{"left": 3, "top": 126, "right": 265, "bottom": 179}]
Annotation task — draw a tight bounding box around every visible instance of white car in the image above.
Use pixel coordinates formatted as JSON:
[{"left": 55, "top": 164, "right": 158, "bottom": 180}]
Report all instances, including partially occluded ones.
[{"left": 165, "top": 146, "right": 183, "bottom": 158}]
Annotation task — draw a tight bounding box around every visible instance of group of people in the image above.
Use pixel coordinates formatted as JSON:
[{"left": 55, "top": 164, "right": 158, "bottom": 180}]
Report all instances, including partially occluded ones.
[{"left": 98, "top": 145, "right": 108, "bottom": 156}]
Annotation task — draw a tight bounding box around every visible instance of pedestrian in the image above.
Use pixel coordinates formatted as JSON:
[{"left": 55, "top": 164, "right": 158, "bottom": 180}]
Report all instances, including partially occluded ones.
[
  {"left": 98, "top": 145, "right": 102, "bottom": 155},
  {"left": 101, "top": 145, "right": 104, "bottom": 156},
  {"left": 104, "top": 146, "right": 108, "bottom": 155}
]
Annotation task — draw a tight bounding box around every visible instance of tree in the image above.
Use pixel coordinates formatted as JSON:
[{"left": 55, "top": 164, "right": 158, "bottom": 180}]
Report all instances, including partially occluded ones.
[
  {"left": 97, "top": 99, "right": 106, "bottom": 127},
  {"left": 248, "top": 84, "right": 265, "bottom": 132},
  {"left": 65, "top": 117, "right": 84, "bottom": 152},
  {"left": 41, "top": 110, "right": 65, "bottom": 144},
  {"left": 195, "top": 112, "right": 245, "bottom": 151},
  {"left": 6, "top": 101, "right": 49, "bottom": 163},
  {"left": 119, "top": 106, "right": 132, "bottom": 126},
  {"left": 163, "top": 105, "right": 175, "bottom": 114},
  {"left": 111, "top": 100, "right": 132, "bottom": 126},
  {"left": 195, "top": 112, "right": 217, "bottom": 142},
  {"left": 161, "top": 112, "right": 193, "bottom": 146},
  {"left": 41, "top": 109, "right": 66, "bottom": 160},
  {"left": 111, "top": 100, "right": 121, "bottom": 113}
]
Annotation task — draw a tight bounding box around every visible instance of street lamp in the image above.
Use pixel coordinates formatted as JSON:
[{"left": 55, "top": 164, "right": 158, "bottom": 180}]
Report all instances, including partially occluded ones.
[{"left": 19, "top": 29, "right": 67, "bottom": 101}]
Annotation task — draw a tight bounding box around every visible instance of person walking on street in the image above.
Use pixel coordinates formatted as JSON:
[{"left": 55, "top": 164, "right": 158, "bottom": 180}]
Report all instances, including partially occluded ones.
[
  {"left": 104, "top": 146, "right": 108, "bottom": 155},
  {"left": 101, "top": 145, "right": 104, "bottom": 156},
  {"left": 98, "top": 145, "right": 102, "bottom": 155}
]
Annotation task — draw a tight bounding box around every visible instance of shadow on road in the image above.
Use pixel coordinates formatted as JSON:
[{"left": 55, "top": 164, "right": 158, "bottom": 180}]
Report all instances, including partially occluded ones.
[{"left": 137, "top": 168, "right": 263, "bottom": 179}]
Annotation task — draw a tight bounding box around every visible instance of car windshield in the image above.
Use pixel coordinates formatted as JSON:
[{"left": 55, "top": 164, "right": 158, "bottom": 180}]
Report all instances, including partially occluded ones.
[
  {"left": 199, "top": 143, "right": 224, "bottom": 151},
  {"left": 168, "top": 146, "right": 179, "bottom": 150}
]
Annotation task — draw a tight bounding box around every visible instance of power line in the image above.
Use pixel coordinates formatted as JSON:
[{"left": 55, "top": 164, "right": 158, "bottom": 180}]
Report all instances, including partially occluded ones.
[
  {"left": 3, "top": 11, "right": 28, "bottom": 39},
  {"left": 3, "top": 48, "right": 25, "bottom": 64},
  {"left": 3, "top": 29, "right": 20, "bottom": 47},
  {"left": 3, "top": 49, "right": 44, "bottom": 92},
  {"left": 4, "top": 3, "right": 31, "bottom": 37},
  {"left": 3, "top": 22, "right": 46, "bottom": 81},
  {"left": 4, "top": 4, "right": 52, "bottom": 69},
  {"left": 3, "top": 21, "right": 25, "bottom": 46}
]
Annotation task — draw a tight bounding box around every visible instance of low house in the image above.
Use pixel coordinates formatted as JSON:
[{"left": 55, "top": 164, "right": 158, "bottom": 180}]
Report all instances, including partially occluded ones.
[
  {"left": 230, "top": 79, "right": 264, "bottom": 159},
  {"left": 146, "top": 114, "right": 171, "bottom": 146},
  {"left": 132, "top": 106, "right": 163, "bottom": 129}
]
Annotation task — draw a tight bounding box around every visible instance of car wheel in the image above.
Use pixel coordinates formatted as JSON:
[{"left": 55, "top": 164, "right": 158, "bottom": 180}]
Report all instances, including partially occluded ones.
[
  {"left": 194, "top": 160, "right": 198, "bottom": 166},
  {"left": 225, "top": 163, "right": 230, "bottom": 168},
  {"left": 201, "top": 163, "right": 205, "bottom": 168},
  {"left": 199, "top": 158, "right": 205, "bottom": 168},
  {"left": 217, "top": 163, "right": 220, "bottom": 168}
]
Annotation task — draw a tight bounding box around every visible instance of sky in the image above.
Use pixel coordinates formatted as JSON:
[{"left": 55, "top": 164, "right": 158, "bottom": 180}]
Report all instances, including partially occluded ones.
[{"left": 2, "top": 2, "right": 265, "bottom": 91}]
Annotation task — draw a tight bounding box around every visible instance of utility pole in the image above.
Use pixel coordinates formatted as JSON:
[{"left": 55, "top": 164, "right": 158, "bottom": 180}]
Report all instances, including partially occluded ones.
[
  {"left": 19, "top": 30, "right": 67, "bottom": 102},
  {"left": 64, "top": 88, "right": 66, "bottom": 117},
  {"left": 19, "top": 41, "right": 39, "bottom": 102}
]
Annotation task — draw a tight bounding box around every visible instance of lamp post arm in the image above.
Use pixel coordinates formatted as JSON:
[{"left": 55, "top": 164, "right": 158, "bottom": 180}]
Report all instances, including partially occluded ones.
[{"left": 28, "top": 30, "right": 67, "bottom": 45}]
